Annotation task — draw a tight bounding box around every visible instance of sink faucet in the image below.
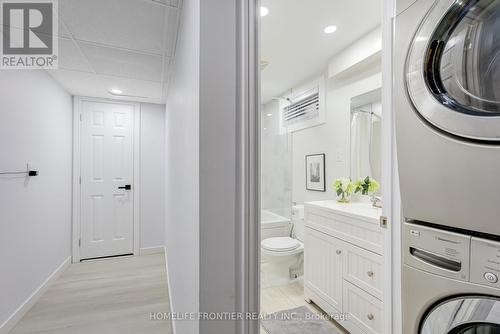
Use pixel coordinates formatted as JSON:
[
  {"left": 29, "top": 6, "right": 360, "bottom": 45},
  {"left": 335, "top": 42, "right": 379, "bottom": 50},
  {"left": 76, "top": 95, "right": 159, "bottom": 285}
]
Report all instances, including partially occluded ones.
[{"left": 370, "top": 195, "right": 382, "bottom": 208}]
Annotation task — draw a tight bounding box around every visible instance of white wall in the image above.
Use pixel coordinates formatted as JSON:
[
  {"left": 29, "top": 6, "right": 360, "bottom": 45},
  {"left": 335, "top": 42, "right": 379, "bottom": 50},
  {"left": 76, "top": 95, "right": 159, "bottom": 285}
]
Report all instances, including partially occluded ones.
[
  {"left": 0, "top": 71, "right": 73, "bottom": 329},
  {"left": 200, "top": 0, "right": 248, "bottom": 331},
  {"left": 140, "top": 103, "right": 166, "bottom": 250},
  {"left": 328, "top": 27, "right": 382, "bottom": 78},
  {"left": 292, "top": 70, "right": 382, "bottom": 204},
  {"left": 164, "top": 0, "right": 200, "bottom": 332}
]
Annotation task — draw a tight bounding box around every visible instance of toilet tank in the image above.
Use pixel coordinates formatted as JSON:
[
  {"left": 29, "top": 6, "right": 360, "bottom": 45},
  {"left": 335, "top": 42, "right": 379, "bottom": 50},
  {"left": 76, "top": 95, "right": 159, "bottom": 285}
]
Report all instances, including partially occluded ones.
[{"left": 292, "top": 205, "right": 305, "bottom": 242}]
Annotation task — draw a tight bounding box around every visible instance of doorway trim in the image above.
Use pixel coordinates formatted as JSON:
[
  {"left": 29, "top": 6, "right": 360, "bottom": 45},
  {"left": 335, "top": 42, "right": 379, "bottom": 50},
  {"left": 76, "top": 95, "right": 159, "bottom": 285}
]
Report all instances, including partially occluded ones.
[{"left": 72, "top": 96, "right": 141, "bottom": 263}]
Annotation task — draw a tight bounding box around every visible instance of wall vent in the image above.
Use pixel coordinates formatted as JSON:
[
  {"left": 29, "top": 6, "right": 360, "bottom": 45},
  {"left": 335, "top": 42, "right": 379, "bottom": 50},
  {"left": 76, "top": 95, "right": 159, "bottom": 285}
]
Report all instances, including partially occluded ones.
[
  {"left": 279, "top": 76, "right": 326, "bottom": 133},
  {"left": 282, "top": 89, "right": 320, "bottom": 126}
]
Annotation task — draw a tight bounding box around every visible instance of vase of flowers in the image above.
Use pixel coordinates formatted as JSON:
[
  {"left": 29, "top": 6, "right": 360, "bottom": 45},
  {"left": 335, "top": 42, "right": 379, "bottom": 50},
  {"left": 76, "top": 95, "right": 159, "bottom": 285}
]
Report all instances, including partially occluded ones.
[
  {"left": 354, "top": 176, "right": 380, "bottom": 204},
  {"left": 334, "top": 178, "right": 354, "bottom": 203}
]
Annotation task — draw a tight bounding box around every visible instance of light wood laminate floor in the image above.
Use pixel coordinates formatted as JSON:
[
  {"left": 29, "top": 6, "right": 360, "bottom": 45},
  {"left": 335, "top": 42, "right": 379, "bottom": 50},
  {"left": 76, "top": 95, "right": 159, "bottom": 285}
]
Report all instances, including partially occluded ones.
[{"left": 10, "top": 254, "right": 172, "bottom": 334}]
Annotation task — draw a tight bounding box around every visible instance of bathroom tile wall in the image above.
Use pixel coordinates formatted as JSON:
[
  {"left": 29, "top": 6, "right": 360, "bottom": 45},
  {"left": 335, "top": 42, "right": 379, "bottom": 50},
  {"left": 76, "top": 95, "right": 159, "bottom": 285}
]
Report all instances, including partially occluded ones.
[{"left": 261, "top": 101, "right": 293, "bottom": 218}]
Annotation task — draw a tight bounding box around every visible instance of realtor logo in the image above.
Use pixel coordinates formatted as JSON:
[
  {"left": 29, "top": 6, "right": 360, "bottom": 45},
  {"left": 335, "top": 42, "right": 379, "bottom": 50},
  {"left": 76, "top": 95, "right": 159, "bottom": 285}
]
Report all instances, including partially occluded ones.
[{"left": 1, "top": 0, "right": 58, "bottom": 69}]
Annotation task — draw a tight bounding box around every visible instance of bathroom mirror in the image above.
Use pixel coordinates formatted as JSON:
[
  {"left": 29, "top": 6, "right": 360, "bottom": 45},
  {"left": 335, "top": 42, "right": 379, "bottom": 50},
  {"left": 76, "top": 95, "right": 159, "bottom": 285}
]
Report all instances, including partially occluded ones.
[{"left": 350, "top": 88, "right": 382, "bottom": 189}]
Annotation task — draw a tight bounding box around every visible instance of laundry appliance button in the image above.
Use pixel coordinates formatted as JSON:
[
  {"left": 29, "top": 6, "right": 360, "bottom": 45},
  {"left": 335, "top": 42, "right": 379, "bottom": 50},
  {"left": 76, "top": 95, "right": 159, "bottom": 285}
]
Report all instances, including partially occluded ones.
[{"left": 484, "top": 272, "right": 498, "bottom": 283}]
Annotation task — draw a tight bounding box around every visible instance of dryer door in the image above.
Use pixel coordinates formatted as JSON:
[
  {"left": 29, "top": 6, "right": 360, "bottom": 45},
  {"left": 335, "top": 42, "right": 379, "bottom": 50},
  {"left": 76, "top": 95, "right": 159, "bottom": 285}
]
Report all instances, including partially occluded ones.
[
  {"left": 420, "top": 296, "right": 500, "bottom": 333},
  {"left": 406, "top": 0, "right": 500, "bottom": 142}
]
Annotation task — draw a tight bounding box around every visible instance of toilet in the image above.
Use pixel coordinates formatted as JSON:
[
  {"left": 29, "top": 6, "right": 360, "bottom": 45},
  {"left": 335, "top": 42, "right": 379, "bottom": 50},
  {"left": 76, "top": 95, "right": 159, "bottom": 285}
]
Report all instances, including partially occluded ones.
[{"left": 261, "top": 205, "right": 304, "bottom": 287}]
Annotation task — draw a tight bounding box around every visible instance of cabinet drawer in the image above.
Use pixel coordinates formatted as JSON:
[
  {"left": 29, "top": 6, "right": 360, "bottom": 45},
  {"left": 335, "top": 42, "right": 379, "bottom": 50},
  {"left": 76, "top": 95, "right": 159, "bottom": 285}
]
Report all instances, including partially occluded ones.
[
  {"left": 343, "top": 244, "right": 383, "bottom": 299},
  {"left": 343, "top": 281, "right": 382, "bottom": 334}
]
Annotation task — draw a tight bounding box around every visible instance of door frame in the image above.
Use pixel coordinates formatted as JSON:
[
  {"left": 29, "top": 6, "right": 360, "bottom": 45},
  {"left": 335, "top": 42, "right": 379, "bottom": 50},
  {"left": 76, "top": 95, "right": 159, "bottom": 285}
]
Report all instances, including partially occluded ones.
[
  {"left": 249, "top": 1, "right": 398, "bottom": 334},
  {"left": 72, "top": 96, "right": 141, "bottom": 263},
  {"left": 381, "top": 0, "right": 401, "bottom": 332},
  {"left": 381, "top": 0, "right": 401, "bottom": 334}
]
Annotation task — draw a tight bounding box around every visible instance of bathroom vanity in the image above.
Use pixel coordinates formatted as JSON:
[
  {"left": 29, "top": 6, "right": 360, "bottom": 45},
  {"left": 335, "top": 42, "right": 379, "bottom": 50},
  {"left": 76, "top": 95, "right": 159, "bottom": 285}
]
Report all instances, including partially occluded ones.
[{"left": 304, "top": 200, "right": 383, "bottom": 334}]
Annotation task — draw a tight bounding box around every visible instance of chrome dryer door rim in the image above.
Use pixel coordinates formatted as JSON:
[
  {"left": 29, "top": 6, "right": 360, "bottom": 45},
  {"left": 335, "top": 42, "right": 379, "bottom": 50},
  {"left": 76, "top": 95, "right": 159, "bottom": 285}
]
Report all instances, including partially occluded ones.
[{"left": 406, "top": 0, "right": 500, "bottom": 142}]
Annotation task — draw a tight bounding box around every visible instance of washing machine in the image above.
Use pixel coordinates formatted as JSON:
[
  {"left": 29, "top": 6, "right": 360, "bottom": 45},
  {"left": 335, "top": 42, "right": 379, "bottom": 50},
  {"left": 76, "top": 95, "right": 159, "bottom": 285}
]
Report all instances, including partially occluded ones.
[
  {"left": 395, "top": 0, "right": 500, "bottom": 237},
  {"left": 403, "top": 222, "right": 500, "bottom": 333}
]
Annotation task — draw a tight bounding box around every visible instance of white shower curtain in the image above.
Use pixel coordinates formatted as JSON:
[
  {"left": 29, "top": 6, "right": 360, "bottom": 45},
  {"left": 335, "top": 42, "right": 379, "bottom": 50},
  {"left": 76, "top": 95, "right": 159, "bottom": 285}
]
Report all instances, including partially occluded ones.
[
  {"left": 350, "top": 111, "right": 372, "bottom": 182},
  {"left": 351, "top": 107, "right": 382, "bottom": 181}
]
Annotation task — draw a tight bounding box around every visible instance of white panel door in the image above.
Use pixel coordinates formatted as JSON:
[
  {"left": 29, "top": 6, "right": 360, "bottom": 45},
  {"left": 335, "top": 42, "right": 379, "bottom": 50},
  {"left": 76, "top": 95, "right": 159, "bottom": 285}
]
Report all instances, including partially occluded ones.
[{"left": 80, "top": 101, "right": 134, "bottom": 260}]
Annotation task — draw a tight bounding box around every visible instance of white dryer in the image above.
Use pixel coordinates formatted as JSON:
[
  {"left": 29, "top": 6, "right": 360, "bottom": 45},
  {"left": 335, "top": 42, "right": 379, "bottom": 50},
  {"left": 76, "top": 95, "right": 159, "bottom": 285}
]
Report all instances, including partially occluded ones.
[
  {"left": 395, "top": 0, "right": 500, "bottom": 236},
  {"left": 403, "top": 222, "right": 500, "bottom": 333}
]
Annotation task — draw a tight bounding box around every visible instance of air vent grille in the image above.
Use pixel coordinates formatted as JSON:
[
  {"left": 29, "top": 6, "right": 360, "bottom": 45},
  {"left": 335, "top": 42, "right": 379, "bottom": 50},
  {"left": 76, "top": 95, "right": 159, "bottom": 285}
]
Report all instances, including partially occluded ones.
[{"left": 282, "top": 90, "right": 320, "bottom": 126}]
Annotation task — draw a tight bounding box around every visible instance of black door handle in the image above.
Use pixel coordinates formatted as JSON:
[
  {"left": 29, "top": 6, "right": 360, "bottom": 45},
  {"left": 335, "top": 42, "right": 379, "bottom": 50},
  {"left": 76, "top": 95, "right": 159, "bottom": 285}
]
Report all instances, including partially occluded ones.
[{"left": 118, "top": 185, "right": 132, "bottom": 190}]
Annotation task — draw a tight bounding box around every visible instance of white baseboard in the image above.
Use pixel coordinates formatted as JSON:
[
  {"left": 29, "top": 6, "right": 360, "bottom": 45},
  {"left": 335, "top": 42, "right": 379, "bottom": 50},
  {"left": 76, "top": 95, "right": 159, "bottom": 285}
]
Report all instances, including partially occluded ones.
[
  {"left": 140, "top": 246, "right": 166, "bottom": 256},
  {"left": 0, "top": 256, "right": 71, "bottom": 334},
  {"left": 164, "top": 247, "right": 177, "bottom": 334}
]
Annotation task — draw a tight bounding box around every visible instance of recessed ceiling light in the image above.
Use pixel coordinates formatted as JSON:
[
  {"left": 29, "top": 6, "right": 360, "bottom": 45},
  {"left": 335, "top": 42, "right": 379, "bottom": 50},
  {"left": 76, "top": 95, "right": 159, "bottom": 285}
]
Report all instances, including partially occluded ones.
[
  {"left": 266, "top": 113, "right": 272, "bottom": 117},
  {"left": 109, "top": 88, "right": 123, "bottom": 95},
  {"left": 260, "top": 6, "right": 269, "bottom": 17},
  {"left": 324, "top": 25, "right": 337, "bottom": 34}
]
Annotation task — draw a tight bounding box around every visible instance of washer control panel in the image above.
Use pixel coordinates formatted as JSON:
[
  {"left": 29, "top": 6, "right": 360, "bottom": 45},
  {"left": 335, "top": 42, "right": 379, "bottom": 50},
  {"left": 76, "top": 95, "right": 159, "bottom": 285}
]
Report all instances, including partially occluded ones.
[
  {"left": 470, "top": 237, "right": 500, "bottom": 289},
  {"left": 404, "top": 223, "right": 471, "bottom": 281}
]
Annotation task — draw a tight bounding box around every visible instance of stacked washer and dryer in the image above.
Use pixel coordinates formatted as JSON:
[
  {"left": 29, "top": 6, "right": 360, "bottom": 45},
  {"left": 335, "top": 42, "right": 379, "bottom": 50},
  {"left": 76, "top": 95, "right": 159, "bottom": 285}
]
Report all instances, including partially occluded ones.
[{"left": 395, "top": 0, "right": 500, "bottom": 333}]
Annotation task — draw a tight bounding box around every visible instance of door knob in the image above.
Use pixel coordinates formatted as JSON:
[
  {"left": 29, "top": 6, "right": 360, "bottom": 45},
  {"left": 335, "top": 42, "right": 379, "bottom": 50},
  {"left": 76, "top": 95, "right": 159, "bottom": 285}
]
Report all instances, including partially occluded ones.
[
  {"left": 367, "top": 314, "right": 374, "bottom": 320},
  {"left": 118, "top": 185, "right": 132, "bottom": 190},
  {"left": 367, "top": 271, "right": 374, "bottom": 277},
  {"left": 336, "top": 249, "right": 342, "bottom": 255}
]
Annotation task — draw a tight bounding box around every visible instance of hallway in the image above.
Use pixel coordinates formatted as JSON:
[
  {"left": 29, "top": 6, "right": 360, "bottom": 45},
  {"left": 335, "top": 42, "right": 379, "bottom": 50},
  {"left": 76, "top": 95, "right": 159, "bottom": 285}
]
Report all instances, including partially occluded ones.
[{"left": 10, "top": 254, "right": 172, "bottom": 334}]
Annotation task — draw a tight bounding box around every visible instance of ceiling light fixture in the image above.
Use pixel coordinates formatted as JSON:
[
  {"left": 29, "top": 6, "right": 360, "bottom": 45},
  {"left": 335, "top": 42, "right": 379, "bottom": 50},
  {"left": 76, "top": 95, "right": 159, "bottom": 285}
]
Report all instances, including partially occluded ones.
[
  {"left": 109, "top": 88, "right": 123, "bottom": 95},
  {"left": 260, "top": 6, "right": 269, "bottom": 17},
  {"left": 324, "top": 25, "right": 337, "bottom": 34},
  {"left": 266, "top": 113, "right": 272, "bottom": 117}
]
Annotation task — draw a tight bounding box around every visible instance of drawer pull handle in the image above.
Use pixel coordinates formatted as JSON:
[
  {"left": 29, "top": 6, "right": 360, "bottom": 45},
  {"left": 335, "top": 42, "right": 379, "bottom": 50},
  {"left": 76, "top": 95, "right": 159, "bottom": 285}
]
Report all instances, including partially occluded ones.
[
  {"left": 336, "top": 250, "right": 342, "bottom": 255},
  {"left": 367, "top": 314, "right": 374, "bottom": 320},
  {"left": 367, "top": 271, "right": 374, "bottom": 277}
]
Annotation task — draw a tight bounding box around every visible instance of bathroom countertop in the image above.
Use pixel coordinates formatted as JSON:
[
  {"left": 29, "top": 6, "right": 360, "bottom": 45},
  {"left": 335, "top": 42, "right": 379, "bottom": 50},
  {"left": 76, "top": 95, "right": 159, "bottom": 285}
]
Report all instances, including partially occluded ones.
[{"left": 304, "top": 200, "right": 382, "bottom": 223}]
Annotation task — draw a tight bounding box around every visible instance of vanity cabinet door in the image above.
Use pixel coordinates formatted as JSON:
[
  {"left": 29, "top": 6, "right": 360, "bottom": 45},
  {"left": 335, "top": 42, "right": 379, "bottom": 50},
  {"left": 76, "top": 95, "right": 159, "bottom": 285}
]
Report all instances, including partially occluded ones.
[{"left": 304, "top": 227, "right": 343, "bottom": 312}]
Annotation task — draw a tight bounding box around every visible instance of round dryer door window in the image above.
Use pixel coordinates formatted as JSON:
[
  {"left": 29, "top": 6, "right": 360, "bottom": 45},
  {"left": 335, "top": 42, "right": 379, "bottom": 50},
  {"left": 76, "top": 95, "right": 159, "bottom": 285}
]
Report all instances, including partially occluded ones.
[
  {"left": 406, "top": 0, "right": 500, "bottom": 142},
  {"left": 420, "top": 296, "right": 500, "bottom": 333}
]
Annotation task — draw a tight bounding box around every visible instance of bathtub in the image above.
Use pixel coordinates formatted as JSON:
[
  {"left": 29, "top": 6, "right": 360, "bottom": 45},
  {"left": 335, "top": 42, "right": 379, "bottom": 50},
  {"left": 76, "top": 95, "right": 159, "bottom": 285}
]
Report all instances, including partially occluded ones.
[{"left": 261, "top": 210, "right": 290, "bottom": 241}]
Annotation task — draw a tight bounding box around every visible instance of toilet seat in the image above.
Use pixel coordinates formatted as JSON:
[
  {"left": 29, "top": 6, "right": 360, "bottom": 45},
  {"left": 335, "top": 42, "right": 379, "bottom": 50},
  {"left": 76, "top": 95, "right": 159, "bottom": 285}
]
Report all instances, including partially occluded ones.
[{"left": 261, "top": 237, "right": 303, "bottom": 253}]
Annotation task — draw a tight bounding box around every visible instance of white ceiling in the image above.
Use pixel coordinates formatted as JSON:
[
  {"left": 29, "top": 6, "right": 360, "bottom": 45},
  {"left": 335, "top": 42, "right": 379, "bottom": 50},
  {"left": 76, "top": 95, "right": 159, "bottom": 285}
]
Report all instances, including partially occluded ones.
[
  {"left": 47, "top": 0, "right": 182, "bottom": 104},
  {"left": 261, "top": 0, "right": 382, "bottom": 103}
]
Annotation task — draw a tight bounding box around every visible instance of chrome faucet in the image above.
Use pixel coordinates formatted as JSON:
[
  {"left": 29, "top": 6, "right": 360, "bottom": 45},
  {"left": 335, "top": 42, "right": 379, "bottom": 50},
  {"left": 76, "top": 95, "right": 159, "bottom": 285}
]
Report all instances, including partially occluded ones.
[{"left": 370, "top": 195, "right": 383, "bottom": 208}]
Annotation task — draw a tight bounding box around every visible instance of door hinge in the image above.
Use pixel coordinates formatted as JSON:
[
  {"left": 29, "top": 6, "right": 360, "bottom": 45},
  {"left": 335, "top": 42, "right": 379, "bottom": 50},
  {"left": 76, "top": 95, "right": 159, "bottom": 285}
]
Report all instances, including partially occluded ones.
[
  {"left": 78, "top": 239, "right": 81, "bottom": 247},
  {"left": 380, "top": 215, "right": 388, "bottom": 228}
]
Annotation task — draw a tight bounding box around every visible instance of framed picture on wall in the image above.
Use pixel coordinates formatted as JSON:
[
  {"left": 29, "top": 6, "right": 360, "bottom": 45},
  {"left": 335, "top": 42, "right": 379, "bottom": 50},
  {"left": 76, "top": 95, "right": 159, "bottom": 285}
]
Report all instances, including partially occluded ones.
[{"left": 306, "top": 154, "right": 326, "bottom": 192}]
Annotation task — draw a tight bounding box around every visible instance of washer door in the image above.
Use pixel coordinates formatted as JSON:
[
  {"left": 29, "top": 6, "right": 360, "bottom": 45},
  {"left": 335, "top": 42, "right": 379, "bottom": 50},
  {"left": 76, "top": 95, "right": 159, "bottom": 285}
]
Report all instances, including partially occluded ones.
[
  {"left": 406, "top": 0, "right": 500, "bottom": 142},
  {"left": 421, "top": 296, "right": 500, "bottom": 333}
]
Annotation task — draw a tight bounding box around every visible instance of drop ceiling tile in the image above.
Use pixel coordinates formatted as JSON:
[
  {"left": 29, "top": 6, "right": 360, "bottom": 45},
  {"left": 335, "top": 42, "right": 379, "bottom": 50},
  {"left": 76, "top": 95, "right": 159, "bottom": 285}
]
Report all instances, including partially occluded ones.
[
  {"left": 57, "top": 18, "right": 72, "bottom": 38},
  {"left": 47, "top": 69, "right": 165, "bottom": 103},
  {"left": 162, "top": 5, "right": 180, "bottom": 58},
  {"left": 151, "top": 0, "right": 180, "bottom": 6},
  {"left": 162, "top": 56, "right": 171, "bottom": 83},
  {"left": 58, "top": 38, "right": 94, "bottom": 73},
  {"left": 78, "top": 42, "right": 163, "bottom": 82},
  {"left": 1, "top": 15, "right": 71, "bottom": 39},
  {"left": 60, "top": 0, "right": 167, "bottom": 54}
]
